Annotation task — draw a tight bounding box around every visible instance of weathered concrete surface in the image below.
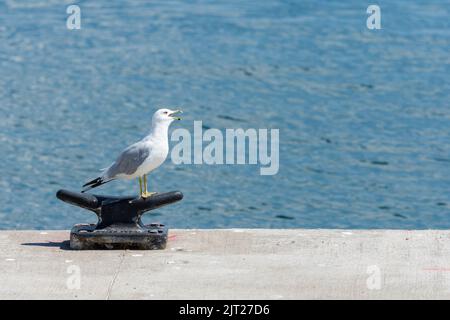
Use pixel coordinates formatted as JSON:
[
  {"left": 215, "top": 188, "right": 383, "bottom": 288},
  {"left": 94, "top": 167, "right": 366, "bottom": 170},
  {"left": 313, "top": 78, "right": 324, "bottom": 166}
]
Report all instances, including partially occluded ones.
[{"left": 0, "top": 229, "right": 449, "bottom": 299}]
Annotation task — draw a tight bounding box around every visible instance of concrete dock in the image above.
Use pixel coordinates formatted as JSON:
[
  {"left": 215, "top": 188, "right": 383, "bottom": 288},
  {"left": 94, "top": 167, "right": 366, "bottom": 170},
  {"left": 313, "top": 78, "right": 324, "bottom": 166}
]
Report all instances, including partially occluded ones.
[{"left": 0, "top": 229, "right": 449, "bottom": 299}]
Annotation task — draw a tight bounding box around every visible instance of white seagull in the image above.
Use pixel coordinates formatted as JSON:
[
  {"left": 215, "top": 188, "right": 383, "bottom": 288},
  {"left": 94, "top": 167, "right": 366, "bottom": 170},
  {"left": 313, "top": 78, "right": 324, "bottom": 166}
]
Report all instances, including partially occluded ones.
[{"left": 82, "top": 108, "right": 182, "bottom": 198}]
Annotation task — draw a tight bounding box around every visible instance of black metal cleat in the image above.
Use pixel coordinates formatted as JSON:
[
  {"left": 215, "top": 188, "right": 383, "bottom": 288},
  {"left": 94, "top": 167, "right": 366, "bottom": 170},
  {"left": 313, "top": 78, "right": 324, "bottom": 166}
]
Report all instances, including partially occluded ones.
[{"left": 56, "top": 189, "right": 183, "bottom": 250}]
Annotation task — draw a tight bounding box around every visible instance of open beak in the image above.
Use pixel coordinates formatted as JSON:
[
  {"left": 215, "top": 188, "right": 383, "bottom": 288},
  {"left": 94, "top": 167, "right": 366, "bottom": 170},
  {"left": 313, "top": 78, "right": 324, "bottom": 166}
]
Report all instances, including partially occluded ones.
[{"left": 169, "top": 109, "right": 183, "bottom": 120}]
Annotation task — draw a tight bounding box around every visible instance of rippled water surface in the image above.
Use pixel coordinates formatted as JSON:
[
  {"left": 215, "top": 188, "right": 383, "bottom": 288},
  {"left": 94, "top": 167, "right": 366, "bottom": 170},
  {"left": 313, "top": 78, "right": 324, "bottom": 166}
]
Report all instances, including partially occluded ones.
[{"left": 0, "top": 0, "right": 449, "bottom": 229}]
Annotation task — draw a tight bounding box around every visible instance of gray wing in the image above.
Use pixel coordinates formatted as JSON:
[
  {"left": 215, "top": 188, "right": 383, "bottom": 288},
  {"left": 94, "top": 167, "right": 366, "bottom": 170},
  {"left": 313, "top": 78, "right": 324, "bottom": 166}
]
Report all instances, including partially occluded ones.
[{"left": 105, "top": 143, "right": 150, "bottom": 178}]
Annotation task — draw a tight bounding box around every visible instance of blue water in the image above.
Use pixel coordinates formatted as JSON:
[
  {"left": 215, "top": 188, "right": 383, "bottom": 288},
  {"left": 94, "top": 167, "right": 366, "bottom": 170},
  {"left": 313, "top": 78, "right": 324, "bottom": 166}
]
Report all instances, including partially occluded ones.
[{"left": 0, "top": 0, "right": 449, "bottom": 229}]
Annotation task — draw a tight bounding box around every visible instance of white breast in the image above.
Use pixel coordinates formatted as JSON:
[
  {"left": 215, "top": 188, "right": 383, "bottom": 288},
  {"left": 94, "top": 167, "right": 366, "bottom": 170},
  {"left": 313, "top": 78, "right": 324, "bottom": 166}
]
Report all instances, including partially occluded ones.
[{"left": 136, "top": 140, "right": 169, "bottom": 176}]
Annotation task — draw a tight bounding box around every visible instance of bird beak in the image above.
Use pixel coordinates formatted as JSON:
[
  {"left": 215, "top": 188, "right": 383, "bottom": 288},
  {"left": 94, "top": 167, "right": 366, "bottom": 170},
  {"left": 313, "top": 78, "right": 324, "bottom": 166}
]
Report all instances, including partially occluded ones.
[{"left": 169, "top": 109, "right": 182, "bottom": 120}]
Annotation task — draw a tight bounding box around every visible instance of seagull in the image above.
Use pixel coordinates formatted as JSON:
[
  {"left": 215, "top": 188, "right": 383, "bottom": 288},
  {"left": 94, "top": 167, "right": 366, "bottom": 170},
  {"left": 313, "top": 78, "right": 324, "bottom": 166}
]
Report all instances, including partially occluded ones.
[{"left": 82, "top": 108, "right": 182, "bottom": 198}]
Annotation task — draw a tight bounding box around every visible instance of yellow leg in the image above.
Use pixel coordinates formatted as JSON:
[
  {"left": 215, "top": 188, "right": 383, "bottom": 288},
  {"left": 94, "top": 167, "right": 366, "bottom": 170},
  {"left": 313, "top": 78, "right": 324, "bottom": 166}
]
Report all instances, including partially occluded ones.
[
  {"left": 144, "top": 174, "right": 148, "bottom": 194},
  {"left": 141, "top": 174, "right": 156, "bottom": 198},
  {"left": 138, "top": 177, "right": 143, "bottom": 197}
]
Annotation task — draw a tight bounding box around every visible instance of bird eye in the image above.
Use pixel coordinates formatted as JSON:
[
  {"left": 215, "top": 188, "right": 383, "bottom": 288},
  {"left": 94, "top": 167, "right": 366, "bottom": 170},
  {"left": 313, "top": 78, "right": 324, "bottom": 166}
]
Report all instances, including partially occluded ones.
[{"left": 163, "top": 111, "right": 168, "bottom": 114}]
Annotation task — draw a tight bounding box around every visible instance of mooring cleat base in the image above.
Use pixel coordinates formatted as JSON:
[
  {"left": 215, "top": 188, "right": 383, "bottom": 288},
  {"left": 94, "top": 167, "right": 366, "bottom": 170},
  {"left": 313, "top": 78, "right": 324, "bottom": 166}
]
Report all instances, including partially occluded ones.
[{"left": 70, "top": 223, "right": 168, "bottom": 250}]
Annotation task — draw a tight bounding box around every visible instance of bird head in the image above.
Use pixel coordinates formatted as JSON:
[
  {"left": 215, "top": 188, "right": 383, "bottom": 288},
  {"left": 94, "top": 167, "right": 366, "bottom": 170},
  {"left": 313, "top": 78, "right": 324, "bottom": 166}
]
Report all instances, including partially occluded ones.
[{"left": 152, "top": 108, "right": 183, "bottom": 124}]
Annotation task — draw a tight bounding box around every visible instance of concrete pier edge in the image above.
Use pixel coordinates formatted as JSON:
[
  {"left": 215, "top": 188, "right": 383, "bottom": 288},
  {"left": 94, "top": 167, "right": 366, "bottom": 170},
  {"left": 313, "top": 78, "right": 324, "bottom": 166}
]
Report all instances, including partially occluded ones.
[{"left": 0, "top": 229, "right": 449, "bottom": 299}]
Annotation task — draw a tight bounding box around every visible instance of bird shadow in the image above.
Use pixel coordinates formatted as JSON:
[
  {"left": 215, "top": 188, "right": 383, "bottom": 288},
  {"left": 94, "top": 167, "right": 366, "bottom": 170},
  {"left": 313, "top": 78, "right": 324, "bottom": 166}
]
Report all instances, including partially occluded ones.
[{"left": 21, "top": 241, "right": 72, "bottom": 251}]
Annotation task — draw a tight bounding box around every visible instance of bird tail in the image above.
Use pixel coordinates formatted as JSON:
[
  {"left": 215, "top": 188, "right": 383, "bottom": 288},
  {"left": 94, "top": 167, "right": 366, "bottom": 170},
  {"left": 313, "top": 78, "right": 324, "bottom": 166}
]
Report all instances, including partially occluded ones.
[{"left": 81, "top": 177, "right": 113, "bottom": 193}]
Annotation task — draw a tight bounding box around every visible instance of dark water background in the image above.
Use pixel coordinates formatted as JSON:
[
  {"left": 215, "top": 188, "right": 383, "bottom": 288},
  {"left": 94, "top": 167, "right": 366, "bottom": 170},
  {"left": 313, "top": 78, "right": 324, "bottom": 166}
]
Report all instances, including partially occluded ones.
[{"left": 0, "top": 0, "right": 449, "bottom": 229}]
